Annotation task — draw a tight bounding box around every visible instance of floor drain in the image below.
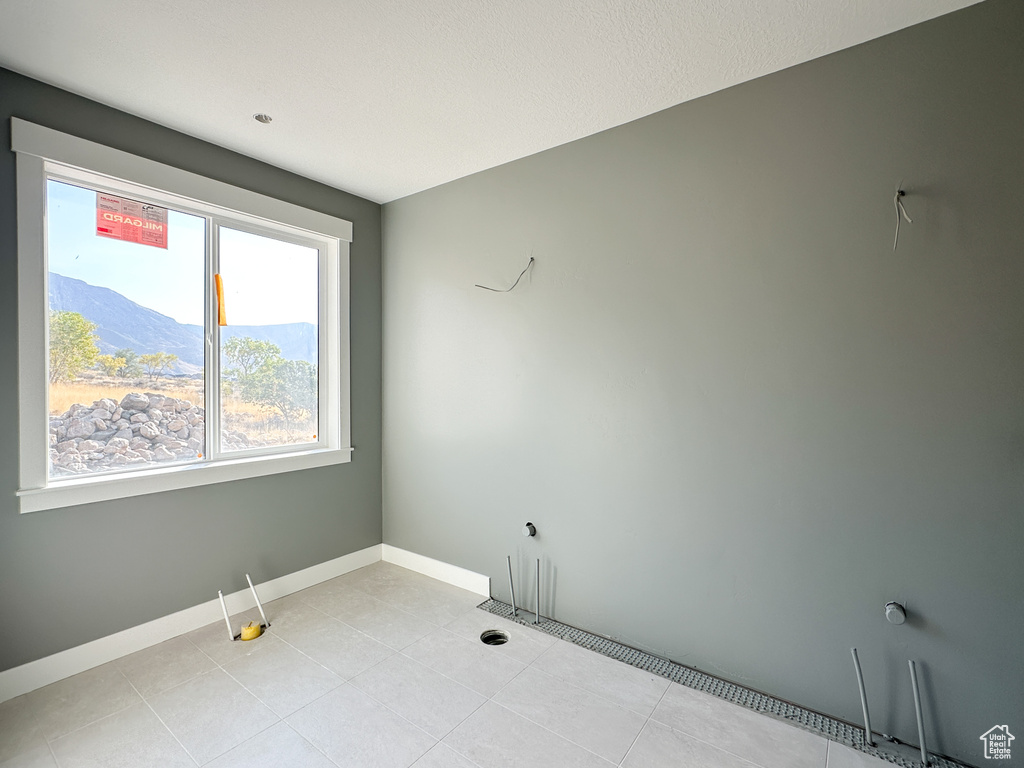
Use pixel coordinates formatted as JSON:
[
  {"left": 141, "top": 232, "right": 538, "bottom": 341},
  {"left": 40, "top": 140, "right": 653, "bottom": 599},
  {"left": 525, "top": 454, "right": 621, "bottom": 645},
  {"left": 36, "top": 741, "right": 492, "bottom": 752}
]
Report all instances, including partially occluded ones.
[
  {"left": 475, "top": 599, "right": 970, "bottom": 768},
  {"left": 480, "top": 629, "right": 510, "bottom": 646}
]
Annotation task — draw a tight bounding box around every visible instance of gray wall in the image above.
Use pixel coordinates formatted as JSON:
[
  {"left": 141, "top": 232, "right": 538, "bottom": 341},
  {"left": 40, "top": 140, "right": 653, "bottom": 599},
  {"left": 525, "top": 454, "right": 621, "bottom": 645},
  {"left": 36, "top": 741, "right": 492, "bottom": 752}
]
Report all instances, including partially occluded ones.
[
  {"left": 0, "top": 68, "right": 383, "bottom": 671},
  {"left": 382, "top": 1, "right": 1023, "bottom": 764}
]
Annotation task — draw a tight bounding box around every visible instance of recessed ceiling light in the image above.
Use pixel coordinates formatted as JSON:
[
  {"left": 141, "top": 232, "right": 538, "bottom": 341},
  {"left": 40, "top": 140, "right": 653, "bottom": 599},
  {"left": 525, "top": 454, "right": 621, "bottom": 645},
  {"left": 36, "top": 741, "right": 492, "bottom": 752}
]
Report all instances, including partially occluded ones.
[{"left": 253, "top": 113, "right": 273, "bottom": 124}]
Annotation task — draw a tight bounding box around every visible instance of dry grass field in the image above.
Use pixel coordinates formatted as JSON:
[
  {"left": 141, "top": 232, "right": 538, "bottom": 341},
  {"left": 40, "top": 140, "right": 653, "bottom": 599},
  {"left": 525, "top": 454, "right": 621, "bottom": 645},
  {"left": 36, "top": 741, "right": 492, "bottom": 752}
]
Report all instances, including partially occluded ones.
[
  {"left": 49, "top": 375, "right": 204, "bottom": 415},
  {"left": 50, "top": 372, "right": 316, "bottom": 446}
]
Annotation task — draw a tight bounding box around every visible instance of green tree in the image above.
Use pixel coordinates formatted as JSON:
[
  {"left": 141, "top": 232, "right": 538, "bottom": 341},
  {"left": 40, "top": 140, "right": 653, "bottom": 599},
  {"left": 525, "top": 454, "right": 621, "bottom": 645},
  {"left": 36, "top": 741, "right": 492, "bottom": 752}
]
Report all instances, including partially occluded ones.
[
  {"left": 49, "top": 311, "right": 99, "bottom": 382},
  {"left": 95, "top": 354, "right": 127, "bottom": 377},
  {"left": 139, "top": 352, "right": 178, "bottom": 380},
  {"left": 114, "top": 348, "right": 143, "bottom": 379},
  {"left": 238, "top": 357, "right": 317, "bottom": 426},
  {"left": 222, "top": 336, "right": 281, "bottom": 379}
]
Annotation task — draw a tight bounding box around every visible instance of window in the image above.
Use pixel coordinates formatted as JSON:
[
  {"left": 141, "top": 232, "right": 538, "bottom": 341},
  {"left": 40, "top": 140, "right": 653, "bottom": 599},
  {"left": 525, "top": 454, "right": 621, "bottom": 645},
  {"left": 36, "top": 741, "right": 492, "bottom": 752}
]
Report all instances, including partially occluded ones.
[{"left": 13, "top": 119, "right": 352, "bottom": 512}]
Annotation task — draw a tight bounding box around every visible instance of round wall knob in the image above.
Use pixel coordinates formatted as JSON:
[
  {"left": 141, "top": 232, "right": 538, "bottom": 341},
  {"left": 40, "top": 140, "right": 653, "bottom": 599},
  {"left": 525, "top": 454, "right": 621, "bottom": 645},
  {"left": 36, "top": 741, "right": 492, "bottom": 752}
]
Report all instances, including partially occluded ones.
[
  {"left": 522, "top": 522, "right": 536, "bottom": 537},
  {"left": 885, "top": 601, "right": 907, "bottom": 625}
]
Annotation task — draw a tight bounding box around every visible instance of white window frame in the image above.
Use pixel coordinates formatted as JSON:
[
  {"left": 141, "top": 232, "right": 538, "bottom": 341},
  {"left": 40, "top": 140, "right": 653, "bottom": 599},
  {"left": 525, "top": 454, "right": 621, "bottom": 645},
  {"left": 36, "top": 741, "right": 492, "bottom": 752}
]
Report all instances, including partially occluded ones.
[{"left": 12, "top": 118, "right": 353, "bottom": 513}]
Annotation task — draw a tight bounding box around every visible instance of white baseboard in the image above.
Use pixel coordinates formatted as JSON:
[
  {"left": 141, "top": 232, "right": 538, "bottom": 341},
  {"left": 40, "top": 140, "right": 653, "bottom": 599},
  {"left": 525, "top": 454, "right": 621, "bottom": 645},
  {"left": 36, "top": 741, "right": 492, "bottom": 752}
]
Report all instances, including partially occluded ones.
[
  {"left": 0, "top": 544, "right": 487, "bottom": 704},
  {"left": 381, "top": 544, "right": 490, "bottom": 596},
  {"left": 0, "top": 544, "right": 382, "bottom": 704}
]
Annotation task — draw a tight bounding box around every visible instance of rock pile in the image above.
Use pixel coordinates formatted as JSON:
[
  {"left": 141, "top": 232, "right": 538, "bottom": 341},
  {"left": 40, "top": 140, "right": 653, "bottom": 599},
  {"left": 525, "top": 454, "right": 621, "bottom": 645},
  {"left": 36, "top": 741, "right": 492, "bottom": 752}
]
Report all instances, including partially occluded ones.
[{"left": 49, "top": 392, "right": 205, "bottom": 476}]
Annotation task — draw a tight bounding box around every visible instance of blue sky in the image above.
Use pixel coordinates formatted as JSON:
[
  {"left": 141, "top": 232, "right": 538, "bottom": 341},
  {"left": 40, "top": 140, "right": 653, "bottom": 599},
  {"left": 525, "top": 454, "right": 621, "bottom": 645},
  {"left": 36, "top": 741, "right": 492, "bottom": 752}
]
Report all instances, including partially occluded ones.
[{"left": 47, "top": 180, "right": 318, "bottom": 327}]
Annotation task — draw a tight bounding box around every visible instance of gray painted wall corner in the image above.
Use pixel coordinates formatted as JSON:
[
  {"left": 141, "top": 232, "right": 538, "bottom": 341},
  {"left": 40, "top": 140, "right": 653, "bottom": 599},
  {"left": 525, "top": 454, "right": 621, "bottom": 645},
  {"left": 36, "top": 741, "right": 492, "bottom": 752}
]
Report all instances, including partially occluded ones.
[
  {"left": 381, "top": 1, "right": 1024, "bottom": 764},
  {"left": 0, "top": 67, "right": 384, "bottom": 671}
]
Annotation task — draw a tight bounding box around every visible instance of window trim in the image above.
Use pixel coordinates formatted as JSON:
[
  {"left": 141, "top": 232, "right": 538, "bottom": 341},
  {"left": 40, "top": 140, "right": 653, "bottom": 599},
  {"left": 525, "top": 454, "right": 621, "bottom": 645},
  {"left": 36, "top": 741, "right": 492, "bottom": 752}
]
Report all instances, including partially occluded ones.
[{"left": 12, "top": 118, "right": 353, "bottom": 513}]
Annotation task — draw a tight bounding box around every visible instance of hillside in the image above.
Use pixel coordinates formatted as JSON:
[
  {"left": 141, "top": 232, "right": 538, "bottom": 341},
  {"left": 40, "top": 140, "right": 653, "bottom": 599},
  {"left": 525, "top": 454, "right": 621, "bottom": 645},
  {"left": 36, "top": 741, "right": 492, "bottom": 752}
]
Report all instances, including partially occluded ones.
[{"left": 48, "top": 273, "right": 317, "bottom": 373}]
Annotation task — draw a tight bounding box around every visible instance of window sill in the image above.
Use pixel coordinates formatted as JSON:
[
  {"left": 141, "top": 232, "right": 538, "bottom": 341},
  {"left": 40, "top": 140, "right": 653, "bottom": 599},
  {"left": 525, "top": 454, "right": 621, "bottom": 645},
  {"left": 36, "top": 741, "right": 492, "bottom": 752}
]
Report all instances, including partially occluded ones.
[{"left": 17, "top": 447, "right": 354, "bottom": 514}]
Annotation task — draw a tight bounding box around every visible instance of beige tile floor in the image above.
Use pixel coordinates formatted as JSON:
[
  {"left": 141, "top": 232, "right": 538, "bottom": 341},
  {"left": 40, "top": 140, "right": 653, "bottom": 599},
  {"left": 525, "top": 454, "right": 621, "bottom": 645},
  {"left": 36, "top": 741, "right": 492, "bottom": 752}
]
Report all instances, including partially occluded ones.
[{"left": 0, "top": 562, "right": 893, "bottom": 768}]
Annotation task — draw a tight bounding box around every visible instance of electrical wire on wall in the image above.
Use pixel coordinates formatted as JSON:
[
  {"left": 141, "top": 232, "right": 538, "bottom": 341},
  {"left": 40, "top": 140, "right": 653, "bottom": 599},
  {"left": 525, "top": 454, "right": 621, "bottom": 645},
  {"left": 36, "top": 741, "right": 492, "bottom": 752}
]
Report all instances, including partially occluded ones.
[
  {"left": 476, "top": 257, "right": 535, "bottom": 292},
  {"left": 893, "top": 182, "right": 913, "bottom": 251}
]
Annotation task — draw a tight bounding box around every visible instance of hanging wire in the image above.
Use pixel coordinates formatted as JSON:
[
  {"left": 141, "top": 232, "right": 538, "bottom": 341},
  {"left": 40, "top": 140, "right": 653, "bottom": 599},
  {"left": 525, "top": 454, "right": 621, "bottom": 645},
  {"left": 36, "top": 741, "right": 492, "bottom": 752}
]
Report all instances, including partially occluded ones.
[
  {"left": 893, "top": 183, "right": 913, "bottom": 251},
  {"left": 476, "top": 257, "right": 535, "bottom": 292}
]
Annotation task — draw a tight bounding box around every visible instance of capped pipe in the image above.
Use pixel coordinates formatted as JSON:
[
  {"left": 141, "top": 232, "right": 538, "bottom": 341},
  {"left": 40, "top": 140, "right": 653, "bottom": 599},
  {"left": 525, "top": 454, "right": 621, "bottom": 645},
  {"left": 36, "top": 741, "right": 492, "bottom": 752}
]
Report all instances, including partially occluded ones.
[{"left": 886, "top": 601, "right": 907, "bottom": 625}]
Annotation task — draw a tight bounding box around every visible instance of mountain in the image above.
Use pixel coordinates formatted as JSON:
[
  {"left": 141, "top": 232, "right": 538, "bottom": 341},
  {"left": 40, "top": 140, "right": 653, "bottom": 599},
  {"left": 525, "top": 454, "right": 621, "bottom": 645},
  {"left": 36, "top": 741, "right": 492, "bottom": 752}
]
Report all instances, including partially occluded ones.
[
  {"left": 48, "top": 273, "right": 317, "bottom": 373},
  {"left": 49, "top": 273, "right": 205, "bottom": 372},
  {"left": 186, "top": 324, "right": 318, "bottom": 369}
]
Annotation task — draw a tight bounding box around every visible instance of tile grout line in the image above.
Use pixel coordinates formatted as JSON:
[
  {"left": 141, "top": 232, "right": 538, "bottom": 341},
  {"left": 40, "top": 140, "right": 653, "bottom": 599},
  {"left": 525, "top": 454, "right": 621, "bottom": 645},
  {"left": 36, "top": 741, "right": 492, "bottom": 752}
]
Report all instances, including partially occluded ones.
[
  {"left": 486, "top": 698, "right": 619, "bottom": 766},
  {"left": 263, "top": 618, "right": 446, "bottom": 750},
  {"left": 44, "top": 729, "right": 62, "bottom": 768},
  {"left": 251, "top": 622, "right": 358, "bottom": 686},
  {"left": 215, "top": 651, "right": 326, "bottom": 721},
  {"left": 12, "top": 568, "right": 473, "bottom": 767},
  {"left": 40, "top": 666, "right": 150, "bottom": 747},
  {"left": 407, "top": 661, "right": 529, "bottom": 768},
  {"left": 617, "top": 718, "right": 652, "bottom": 768},
  {"left": 184, "top": 599, "right": 359, "bottom": 736},
  {"left": 122, "top": 671, "right": 202, "bottom": 767},
  {"left": 215, "top": 592, "right": 492, "bottom": 751},
  {"left": 515, "top": 654, "right": 663, "bottom": 723},
  {"left": 393, "top": 645, "right": 502, "bottom": 705},
  {"left": 190, "top": 600, "right": 783, "bottom": 768},
  {"left": 280, "top": 719, "right": 345, "bottom": 768},
  {"left": 133, "top": 653, "right": 286, "bottom": 765},
  {"left": 391, "top": 606, "right": 651, "bottom": 764},
  {"left": 198, "top": 572, "right": 478, "bottom": 683},
  {"left": 529, "top": 639, "right": 669, "bottom": 720},
  {"left": 487, "top": 647, "right": 535, "bottom": 701},
  {"left": 395, "top": 623, "right": 526, "bottom": 696},
  {"left": 297, "top": 609, "right": 516, "bottom": 759},
  {"left": 30, "top": 565, "right": 854, "bottom": 768},
  {"left": 644, "top": 690, "right": 789, "bottom": 768},
  {"left": 322, "top": 577, "right": 452, "bottom": 618},
  {"left": 449, "top": 619, "right": 630, "bottom": 764},
  {"left": 337, "top": 637, "right": 495, "bottom": 746},
  {"left": 291, "top": 587, "right": 450, "bottom": 652},
  {"left": 193, "top": 596, "right": 378, "bottom": 694},
  {"left": 202, "top": 719, "right": 283, "bottom": 767},
  {"left": 617, "top": 681, "right": 672, "bottom": 766},
  {"left": 646, "top": 717, "right": 776, "bottom": 768},
  {"left": 478, "top": 599, "right": 967, "bottom": 768},
  {"left": 432, "top": 694, "right": 490, "bottom": 746},
  {"left": 339, "top": 682, "right": 442, "bottom": 748},
  {"left": 426, "top": 734, "right": 488, "bottom": 768},
  {"left": 183, "top": 577, "right": 471, "bottom": 687},
  {"left": 246, "top": 572, "right": 488, "bottom": 765}
]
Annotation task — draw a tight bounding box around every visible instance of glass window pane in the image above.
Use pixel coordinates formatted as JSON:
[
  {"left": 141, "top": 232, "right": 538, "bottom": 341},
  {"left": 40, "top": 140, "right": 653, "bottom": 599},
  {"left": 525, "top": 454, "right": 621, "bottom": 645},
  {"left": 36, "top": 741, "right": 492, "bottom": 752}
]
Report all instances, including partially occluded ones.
[
  {"left": 46, "top": 179, "right": 206, "bottom": 479},
  {"left": 218, "top": 227, "right": 319, "bottom": 452}
]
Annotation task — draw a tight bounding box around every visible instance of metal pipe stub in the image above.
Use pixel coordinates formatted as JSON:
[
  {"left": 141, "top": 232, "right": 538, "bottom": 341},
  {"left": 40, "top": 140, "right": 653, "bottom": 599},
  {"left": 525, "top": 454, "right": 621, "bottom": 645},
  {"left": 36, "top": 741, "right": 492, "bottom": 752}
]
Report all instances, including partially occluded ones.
[
  {"left": 909, "top": 660, "right": 930, "bottom": 766},
  {"left": 850, "top": 648, "right": 875, "bottom": 747},
  {"left": 506, "top": 555, "right": 518, "bottom": 618},
  {"left": 246, "top": 573, "right": 271, "bottom": 629},
  {"left": 535, "top": 558, "right": 541, "bottom": 625}
]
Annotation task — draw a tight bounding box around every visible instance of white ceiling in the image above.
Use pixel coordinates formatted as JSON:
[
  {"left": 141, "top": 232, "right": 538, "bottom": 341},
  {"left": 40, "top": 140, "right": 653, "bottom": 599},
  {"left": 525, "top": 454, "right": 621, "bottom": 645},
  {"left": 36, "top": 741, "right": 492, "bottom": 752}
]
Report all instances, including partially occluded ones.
[{"left": 0, "top": 0, "right": 982, "bottom": 203}]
